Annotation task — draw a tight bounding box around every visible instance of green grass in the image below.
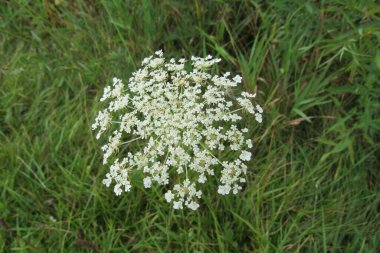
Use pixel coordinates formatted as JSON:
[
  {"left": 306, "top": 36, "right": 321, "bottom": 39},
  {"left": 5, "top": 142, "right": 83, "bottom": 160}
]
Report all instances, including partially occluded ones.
[{"left": 1, "top": 0, "right": 379, "bottom": 252}]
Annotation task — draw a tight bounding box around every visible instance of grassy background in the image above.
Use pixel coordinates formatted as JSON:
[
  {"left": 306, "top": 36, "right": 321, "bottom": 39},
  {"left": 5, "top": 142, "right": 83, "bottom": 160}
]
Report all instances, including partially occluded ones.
[{"left": 1, "top": 0, "right": 379, "bottom": 252}]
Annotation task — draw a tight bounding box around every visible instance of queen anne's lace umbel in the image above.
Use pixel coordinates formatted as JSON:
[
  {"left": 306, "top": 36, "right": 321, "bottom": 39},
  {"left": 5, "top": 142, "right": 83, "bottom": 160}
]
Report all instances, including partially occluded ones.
[{"left": 92, "top": 50, "right": 263, "bottom": 210}]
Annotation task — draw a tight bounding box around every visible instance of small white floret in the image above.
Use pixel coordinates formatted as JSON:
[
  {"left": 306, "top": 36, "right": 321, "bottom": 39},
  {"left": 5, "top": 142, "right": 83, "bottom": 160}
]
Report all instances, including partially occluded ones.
[
  {"left": 143, "top": 177, "right": 152, "bottom": 188},
  {"left": 165, "top": 190, "right": 174, "bottom": 203},
  {"left": 239, "top": 151, "right": 252, "bottom": 161},
  {"left": 233, "top": 75, "right": 243, "bottom": 83},
  {"left": 114, "top": 184, "right": 122, "bottom": 196}
]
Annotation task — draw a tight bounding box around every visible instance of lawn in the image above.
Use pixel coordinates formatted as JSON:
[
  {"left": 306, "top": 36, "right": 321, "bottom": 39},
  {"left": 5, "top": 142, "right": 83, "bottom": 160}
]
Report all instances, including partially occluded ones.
[{"left": 0, "top": 0, "right": 379, "bottom": 252}]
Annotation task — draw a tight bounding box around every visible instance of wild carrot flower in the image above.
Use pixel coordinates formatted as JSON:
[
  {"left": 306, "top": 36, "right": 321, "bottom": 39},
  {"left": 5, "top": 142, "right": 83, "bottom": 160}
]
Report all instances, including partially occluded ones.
[{"left": 92, "top": 50, "right": 263, "bottom": 210}]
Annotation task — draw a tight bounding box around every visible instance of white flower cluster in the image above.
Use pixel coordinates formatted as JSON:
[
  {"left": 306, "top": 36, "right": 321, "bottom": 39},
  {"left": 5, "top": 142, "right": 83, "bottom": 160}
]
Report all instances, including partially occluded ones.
[{"left": 92, "top": 50, "right": 263, "bottom": 210}]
